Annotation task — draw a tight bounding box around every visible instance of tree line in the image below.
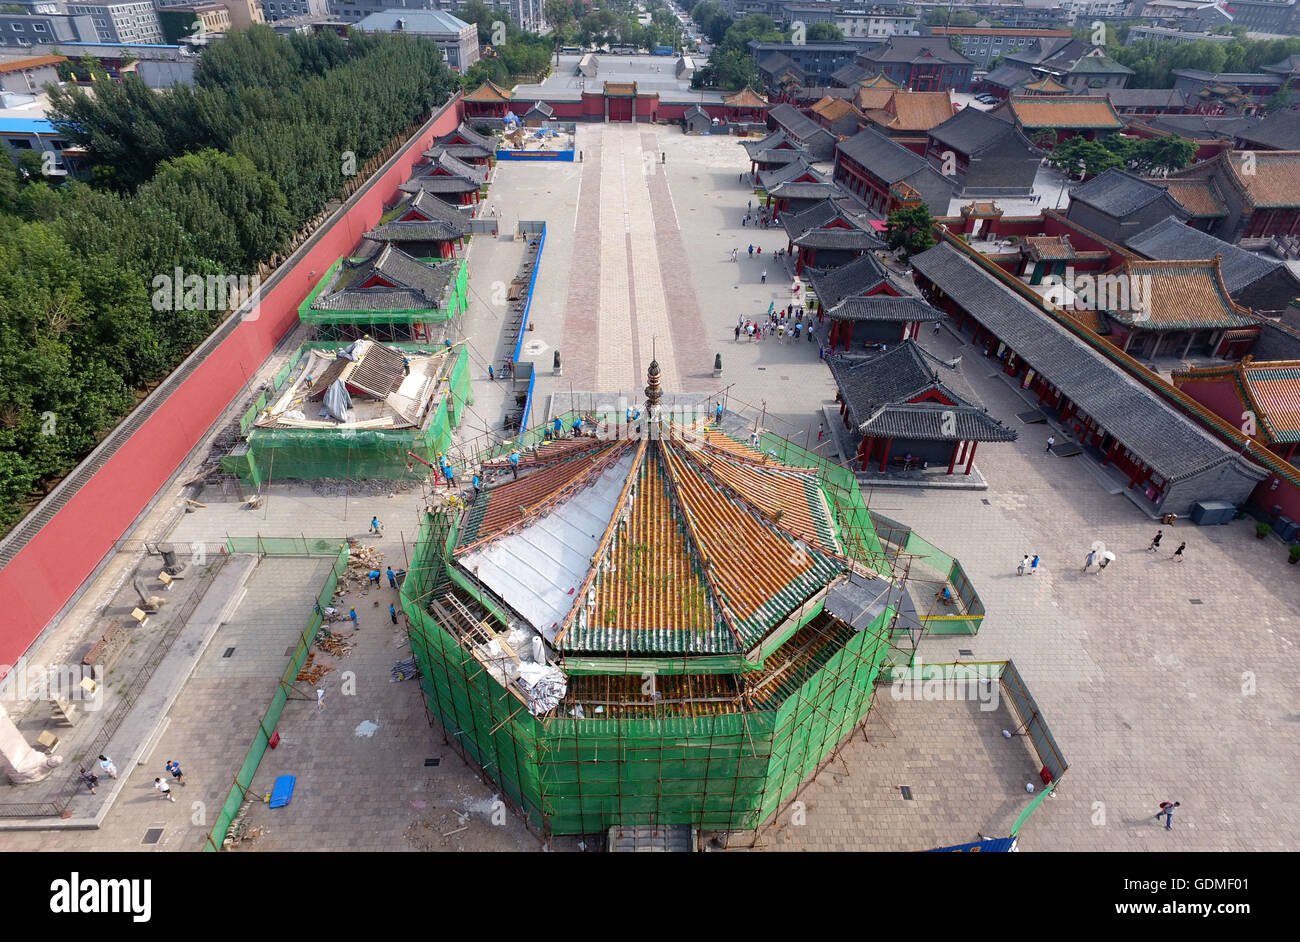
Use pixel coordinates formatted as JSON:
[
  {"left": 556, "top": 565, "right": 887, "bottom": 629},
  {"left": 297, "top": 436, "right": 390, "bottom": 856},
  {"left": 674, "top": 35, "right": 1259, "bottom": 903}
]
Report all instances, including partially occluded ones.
[
  {"left": 0, "top": 26, "right": 457, "bottom": 531},
  {"left": 1079, "top": 23, "right": 1300, "bottom": 99}
]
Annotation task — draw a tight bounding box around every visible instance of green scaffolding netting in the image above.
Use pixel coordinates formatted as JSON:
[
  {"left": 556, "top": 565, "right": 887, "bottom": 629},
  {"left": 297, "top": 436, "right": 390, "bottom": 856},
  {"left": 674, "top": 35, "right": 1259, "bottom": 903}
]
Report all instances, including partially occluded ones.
[
  {"left": 400, "top": 511, "right": 895, "bottom": 835},
  {"left": 223, "top": 344, "right": 472, "bottom": 484}
]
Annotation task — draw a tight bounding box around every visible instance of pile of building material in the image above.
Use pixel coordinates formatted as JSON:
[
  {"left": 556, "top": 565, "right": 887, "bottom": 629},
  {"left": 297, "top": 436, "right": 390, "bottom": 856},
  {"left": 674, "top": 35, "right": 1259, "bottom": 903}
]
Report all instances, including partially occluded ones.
[
  {"left": 315, "top": 635, "right": 353, "bottom": 658},
  {"left": 297, "top": 652, "right": 335, "bottom": 685},
  {"left": 337, "top": 545, "right": 386, "bottom": 594}
]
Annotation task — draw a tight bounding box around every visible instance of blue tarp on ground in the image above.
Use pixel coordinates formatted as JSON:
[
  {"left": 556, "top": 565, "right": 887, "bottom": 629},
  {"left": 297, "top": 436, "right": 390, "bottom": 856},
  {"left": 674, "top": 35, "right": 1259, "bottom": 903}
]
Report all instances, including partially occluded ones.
[
  {"left": 923, "top": 836, "right": 1017, "bottom": 852},
  {"left": 269, "top": 775, "right": 296, "bottom": 809}
]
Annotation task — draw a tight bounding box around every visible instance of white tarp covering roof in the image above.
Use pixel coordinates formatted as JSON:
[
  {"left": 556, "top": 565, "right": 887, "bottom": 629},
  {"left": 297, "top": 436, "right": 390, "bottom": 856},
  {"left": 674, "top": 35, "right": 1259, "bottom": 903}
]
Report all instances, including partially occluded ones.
[{"left": 459, "top": 452, "right": 634, "bottom": 642}]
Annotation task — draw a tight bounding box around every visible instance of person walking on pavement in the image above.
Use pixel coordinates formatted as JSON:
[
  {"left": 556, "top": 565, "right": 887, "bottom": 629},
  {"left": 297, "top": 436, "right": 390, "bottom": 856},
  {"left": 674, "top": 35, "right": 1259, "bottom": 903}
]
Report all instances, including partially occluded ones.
[
  {"left": 389, "top": 603, "right": 398, "bottom": 625},
  {"left": 488, "top": 364, "right": 494, "bottom": 381},
  {"left": 370, "top": 515, "right": 382, "bottom": 534},
  {"left": 98, "top": 755, "right": 118, "bottom": 779},
  {"left": 1083, "top": 549, "right": 1096, "bottom": 572},
  {"left": 934, "top": 322, "right": 942, "bottom": 336},
  {"left": 349, "top": 606, "right": 358, "bottom": 628},
  {"left": 79, "top": 768, "right": 99, "bottom": 794},
  {"left": 1173, "top": 542, "right": 1187, "bottom": 562},
  {"left": 1098, "top": 554, "right": 1110, "bottom": 571},
  {"left": 1045, "top": 436, "right": 1055, "bottom": 453},
  {"left": 387, "top": 567, "right": 397, "bottom": 589},
  {"left": 1018, "top": 555, "right": 1029, "bottom": 576},
  {"left": 165, "top": 760, "right": 185, "bottom": 786},
  {"left": 735, "top": 324, "right": 741, "bottom": 341},
  {"left": 1155, "top": 800, "right": 1179, "bottom": 829},
  {"left": 1148, "top": 530, "right": 1163, "bottom": 552},
  {"left": 817, "top": 423, "right": 824, "bottom": 442},
  {"left": 154, "top": 778, "right": 175, "bottom": 802},
  {"left": 761, "top": 270, "right": 767, "bottom": 284},
  {"left": 1030, "top": 554, "right": 1041, "bottom": 575},
  {"left": 748, "top": 244, "right": 754, "bottom": 257}
]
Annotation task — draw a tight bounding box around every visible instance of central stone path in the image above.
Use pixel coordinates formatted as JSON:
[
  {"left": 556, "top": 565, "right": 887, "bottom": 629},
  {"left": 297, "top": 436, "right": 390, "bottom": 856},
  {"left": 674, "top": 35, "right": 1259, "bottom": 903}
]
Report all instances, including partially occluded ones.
[{"left": 563, "top": 124, "right": 706, "bottom": 395}]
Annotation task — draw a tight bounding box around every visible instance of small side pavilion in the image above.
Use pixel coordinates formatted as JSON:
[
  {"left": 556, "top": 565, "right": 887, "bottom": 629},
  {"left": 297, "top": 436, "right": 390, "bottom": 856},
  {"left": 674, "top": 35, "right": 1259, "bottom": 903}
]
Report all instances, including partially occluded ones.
[{"left": 827, "top": 342, "right": 1018, "bottom": 474}]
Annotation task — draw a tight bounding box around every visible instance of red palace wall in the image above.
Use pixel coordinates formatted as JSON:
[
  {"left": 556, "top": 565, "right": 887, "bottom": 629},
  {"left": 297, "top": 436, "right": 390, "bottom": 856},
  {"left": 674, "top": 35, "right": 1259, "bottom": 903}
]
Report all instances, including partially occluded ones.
[{"left": 0, "top": 95, "right": 468, "bottom": 670}]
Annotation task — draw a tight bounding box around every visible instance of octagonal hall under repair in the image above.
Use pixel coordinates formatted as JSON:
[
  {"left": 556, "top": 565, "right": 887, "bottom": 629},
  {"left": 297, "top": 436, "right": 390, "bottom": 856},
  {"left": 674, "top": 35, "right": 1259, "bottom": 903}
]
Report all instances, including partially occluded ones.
[{"left": 399, "top": 361, "right": 983, "bottom": 835}]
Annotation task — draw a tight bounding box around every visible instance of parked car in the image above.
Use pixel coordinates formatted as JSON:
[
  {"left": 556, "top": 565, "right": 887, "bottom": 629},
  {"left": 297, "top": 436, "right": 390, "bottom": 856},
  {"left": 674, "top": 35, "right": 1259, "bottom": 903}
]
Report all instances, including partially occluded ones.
[{"left": 975, "top": 93, "right": 1000, "bottom": 105}]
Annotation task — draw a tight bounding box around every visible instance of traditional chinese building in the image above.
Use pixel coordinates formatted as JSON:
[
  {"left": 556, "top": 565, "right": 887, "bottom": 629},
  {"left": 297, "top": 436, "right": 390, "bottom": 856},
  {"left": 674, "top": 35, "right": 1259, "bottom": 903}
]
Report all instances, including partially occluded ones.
[
  {"left": 833, "top": 126, "right": 954, "bottom": 216},
  {"left": 925, "top": 105, "right": 1040, "bottom": 196},
  {"left": 362, "top": 188, "right": 469, "bottom": 260},
  {"left": 911, "top": 237, "right": 1267, "bottom": 512},
  {"left": 828, "top": 341, "right": 1017, "bottom": 473},
  {"left": 781, "top": 197, "right": 884, "bottom": 273}
]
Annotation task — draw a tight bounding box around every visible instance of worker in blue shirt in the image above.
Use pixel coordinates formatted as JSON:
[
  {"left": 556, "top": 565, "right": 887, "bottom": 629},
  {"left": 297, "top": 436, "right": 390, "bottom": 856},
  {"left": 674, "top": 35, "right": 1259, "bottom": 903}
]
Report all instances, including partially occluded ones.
[
  {"left": 472, "top": 472, "right": 481, "bottom": 497},
  {"left": 573, "top": 417, "right": 583, "bottom": 436},
  {"left": 715, "top": 401, "right": 723, "bottom": 425},
  {"left": 553, "top": 417, "right": 563, "bottom": 437},
  {"left": 508, "top": 451, "right": 521, "bottom": 479}
]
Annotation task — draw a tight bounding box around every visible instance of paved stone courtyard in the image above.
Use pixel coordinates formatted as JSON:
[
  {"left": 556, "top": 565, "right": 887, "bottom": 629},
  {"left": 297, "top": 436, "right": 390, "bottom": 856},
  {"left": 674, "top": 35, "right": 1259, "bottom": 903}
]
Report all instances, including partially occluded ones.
[{"left": 4, "top": 124, "right": 1297, "bottom": 853}]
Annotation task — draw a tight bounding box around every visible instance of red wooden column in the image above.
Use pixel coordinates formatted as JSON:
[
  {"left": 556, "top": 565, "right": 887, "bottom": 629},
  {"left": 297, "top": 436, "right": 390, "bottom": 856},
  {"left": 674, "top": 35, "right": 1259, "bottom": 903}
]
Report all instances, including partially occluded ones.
[
  {"left": 964, "top": 441, "right": 978, "bottom": 475},
  {"left": 947, "top": 441, "right": 962, "bottom": 474},
  {"left": 857, "top": 436, "right": 872, "bottom": 470},
  {"left": 878, "top": 437, "right": 893, "bottom": 472}
]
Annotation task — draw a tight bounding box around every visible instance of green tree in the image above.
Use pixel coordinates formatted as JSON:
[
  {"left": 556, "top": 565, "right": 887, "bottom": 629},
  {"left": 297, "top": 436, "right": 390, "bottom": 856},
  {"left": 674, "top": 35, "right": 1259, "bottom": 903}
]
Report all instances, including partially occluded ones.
[
  {"left": 805, "top": 22, "right": 844, "bottom": 42},
  {"left": 138, "top": 149, "right": 293, "bottom": 272},
  {"left": 1264, "top": 86, "right": 1295, "bottom": 113},
  {"left": 1046, "top": 136, "right": 1123, "bottom": 179},
  {"left": 1132, "top": 135, "right": 1195, "bottom": 174},
  {"left": 884, "top": 205, "right": 936, "bottom": 260}
]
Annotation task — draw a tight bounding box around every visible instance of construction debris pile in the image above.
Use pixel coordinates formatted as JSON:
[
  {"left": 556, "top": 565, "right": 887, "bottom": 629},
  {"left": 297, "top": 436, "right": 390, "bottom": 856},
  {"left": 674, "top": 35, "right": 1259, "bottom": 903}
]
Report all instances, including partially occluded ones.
[
  {"left": 478, "top": 624, "right": 566, "bottom": 716},
  {"left": 297, "top": 651, "right": 334, "bottom": 685},
  {"left": 337, "top": 544, "right": 387, "bottom": 596}
]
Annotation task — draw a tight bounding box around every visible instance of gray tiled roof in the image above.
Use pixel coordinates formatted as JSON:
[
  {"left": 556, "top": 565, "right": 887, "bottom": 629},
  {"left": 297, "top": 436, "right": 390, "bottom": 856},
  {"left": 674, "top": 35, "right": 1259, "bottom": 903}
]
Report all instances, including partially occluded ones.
[
  {"left": 426, "top": 151, "right": 488, "bottom": 185},
  {"left": 312, "top": 244, "right": 455, "bottom": 312},
  {"left": 826, "top": 342, "right": 1016, "bottom": 441},
  {"left": 1125, "top": 216, "right": 1283, "bottom": 295},
  {"left": 758, "top": 157, "right": 822, "bottom": 190},
  {"left": 424, "top": 143, "right": 492, "bottom": 161},
  {"left": 836, "top": 126, "right": 953, "bottom": 192},
  {"left": 984, "top": 64, "right": 1032, "bottom": 88},
  {"left": 909, "top": 242, "right": 1257, "bottom": 482},
  {"left": 398, "top": 175, "right": 480, "bottom": 195},
  {"left": 832, "top": 62, "right": 870, "bottom": 87},
  {"left": 781, "top": 197, "right": 885, "bottom": 250},
  {"left": 742, "top": 129, "right": 803, "bottom": 160},
  {"left": 797, "top": 228, "right": 885, "bottom": 250},
  {"left": 363, "top": 220, "right": 462, "bottom": 243},
  {"left": 807, "top": 253, "right": 890, "bottom": 308},
  {"left": 1234, "top": 108, "right": 1300, "bottom": 151},
  {"left": 858, "top": 403, "right": 1019, "bottom": 442},
  {"left": 768, "top": 103, "right": 836, "bottom": 146},
  {"left": 1068, "top": 168, "right": 1172, "bottom": 217},
  {"left": 768, "top": 181, "right": 838, "bottom": 200},
  {"left": 826, "top": 296, "right": 943, "bottom": 322},
  {"left": 1139, "top": 113, "right": 1260, "bottom": 140},
  {"left": 928, "top": 105, "right": 1027, "bottom": 156},
  {"left": 437, "top": 122, "right": 496, "bottom": 151},
  {"left": 861, "top": 36, "right": 971, "bottom": 66},
  {"left": 1094, "top": 87, "right": 1187, "bottom": 109}
]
